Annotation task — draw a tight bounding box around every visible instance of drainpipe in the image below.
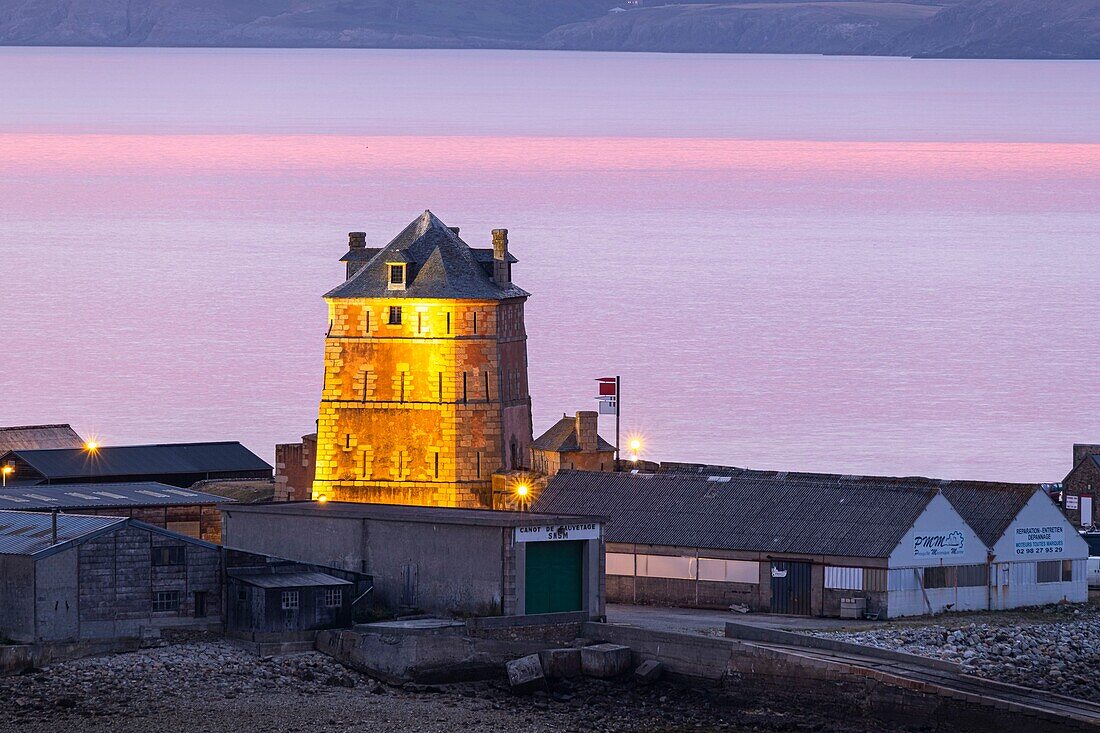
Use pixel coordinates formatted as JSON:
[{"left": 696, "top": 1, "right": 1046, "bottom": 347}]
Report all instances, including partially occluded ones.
[{"left": 51, "top": 509, "right": 58, "bottom": 544}]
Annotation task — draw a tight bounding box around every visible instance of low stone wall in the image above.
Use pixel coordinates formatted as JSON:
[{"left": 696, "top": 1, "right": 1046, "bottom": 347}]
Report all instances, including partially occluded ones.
[
  {"left": 0, "top": 638, "right": 141, "bottom": 676},
  {"left": 317, "top": 626, "right": 546, "bottom": 684},
  {"left": 581, "top": 622, "right": 1094, "bottom": 733},
  {"left": 723, "top": 620, "right": 961, "bottom": 672}
]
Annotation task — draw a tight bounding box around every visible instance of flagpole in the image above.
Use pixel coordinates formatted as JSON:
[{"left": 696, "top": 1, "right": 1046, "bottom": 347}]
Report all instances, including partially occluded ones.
[{"left": 615, "top": 375, "right": 621, "bottom": 468}]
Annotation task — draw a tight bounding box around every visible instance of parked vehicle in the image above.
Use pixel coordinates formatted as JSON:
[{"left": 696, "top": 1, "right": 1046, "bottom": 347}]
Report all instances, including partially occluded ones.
[{"left": 1088, "top": 557, "right": 1100, "bottom": 588}]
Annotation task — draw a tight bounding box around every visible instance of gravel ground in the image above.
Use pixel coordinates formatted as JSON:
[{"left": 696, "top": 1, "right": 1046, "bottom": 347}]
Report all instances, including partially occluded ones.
[
  {"left": 0, "top": 640, "right": 877, "bottom": 733},
  {"left": 811, "top": 603, "right": 1100, "bottom": 702}
]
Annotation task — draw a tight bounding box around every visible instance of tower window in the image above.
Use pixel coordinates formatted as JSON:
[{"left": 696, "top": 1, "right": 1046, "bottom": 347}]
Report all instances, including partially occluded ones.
[
  {"left": 446, "top": 312, "right": 451, "bottom": 334},
  {"left": 389, "top": 264, "right": 405, "bottom": 285},
  {"left": 472, "top": 311, "right": 477, "bottom": 334},
  {"left": 388, "top": 306, "right": 402, "bottom": 325}
]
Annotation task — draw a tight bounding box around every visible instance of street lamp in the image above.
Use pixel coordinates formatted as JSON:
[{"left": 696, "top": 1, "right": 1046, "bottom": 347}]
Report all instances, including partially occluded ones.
[
  {"left": 1, "top": 465, "right": 11, "bottom": 487},
  {"left": 628, "top": 437, "right": 643, "bottom": 463},
  {"left": 83, "top": 440, "right": 99, "bottom": 452}
]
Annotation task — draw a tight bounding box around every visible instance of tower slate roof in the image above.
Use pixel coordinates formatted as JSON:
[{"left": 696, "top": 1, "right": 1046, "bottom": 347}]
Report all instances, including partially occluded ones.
[{"left": 326, "top": 211, "right": 529, "bottom": 301}]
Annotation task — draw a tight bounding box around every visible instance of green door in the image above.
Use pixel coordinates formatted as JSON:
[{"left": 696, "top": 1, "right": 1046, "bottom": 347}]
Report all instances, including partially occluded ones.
[{"left": 524, "top": 540, "right": 584, "bottom": 614}]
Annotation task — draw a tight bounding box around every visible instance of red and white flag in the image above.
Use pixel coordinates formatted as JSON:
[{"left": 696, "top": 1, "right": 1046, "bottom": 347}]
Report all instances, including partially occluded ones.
[{"left": 596, "top": 377, "right": 617, "bottom": 396}]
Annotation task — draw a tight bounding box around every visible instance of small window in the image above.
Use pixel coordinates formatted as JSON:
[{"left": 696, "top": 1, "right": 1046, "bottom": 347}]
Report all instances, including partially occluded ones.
[
  {"left": 152, "top": 546, "right": 185, "bottom": 566},
  {"left": 388, "top": 306, "right": 402, "bottom": 325},
  {"left": 389, "top": 264, "right": 405, "bottom": 285},
  {"left": 237, "top": 588, "right": 247, "bottom": 602},
  {"left": 281, "top": 590, "right": 300, "bottom": 610},
  {"left": 1037, "top": 560, "right": 1073, "bottom": 583},
  {"left": 153, "top": 590, "right": 180, "bottom": 612},
  {"left": 323, "top": 588, "right": 343, "bottom": 608}
]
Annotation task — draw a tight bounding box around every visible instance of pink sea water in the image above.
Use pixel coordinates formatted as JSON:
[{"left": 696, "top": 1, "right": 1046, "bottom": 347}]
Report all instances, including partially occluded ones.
[{"left": 0, "top": 48, "right": 1097, "bottom": 482}]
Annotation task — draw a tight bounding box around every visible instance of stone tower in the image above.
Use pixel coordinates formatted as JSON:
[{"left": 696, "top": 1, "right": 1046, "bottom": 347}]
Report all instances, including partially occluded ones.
[{"left": 312, "top": 211, "right": 534, "bottom": 507}]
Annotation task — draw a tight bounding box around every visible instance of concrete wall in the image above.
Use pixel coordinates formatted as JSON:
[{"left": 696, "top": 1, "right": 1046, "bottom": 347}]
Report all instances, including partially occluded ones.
[
  {"left": 365, "top": 518, "right": 507, "bottom": 615},
  {"left": 222, "top": 510, "right": 366, "bottom": 571},
  {"left": 0, "top": 555, "right": 35, "bottom": 642}
]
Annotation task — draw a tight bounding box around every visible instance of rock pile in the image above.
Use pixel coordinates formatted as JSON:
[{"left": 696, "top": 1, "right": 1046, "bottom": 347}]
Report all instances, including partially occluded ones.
[
  {"left": 0, "top": 641, "right": 374, "bottom": 720},
  {"left": 813, "top": 604, "right": 1100, "bottom": 702}
]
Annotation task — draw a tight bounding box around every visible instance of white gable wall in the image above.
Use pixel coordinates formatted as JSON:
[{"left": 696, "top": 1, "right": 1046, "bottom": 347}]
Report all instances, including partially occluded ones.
[
  {"left": 989, "top": 490, "right": 1089, "bottom": 609},
  {"left": 886, "top": 493, "right": 988, "bottom": 618}
]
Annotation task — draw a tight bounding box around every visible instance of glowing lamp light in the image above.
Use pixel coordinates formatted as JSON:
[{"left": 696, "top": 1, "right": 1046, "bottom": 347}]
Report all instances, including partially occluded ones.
[
  {"left": 317, "top": 494, "right": 329, "bottom": 503},
  {"left": 1, "top": 466, "right": 11, "bottom": 475},
  {"left": 629, "top": 439, "right": 641, "bottom": 452},
  {"left": 83, "top": 440, "right": 99, "bottom": 452},
  {"left": 515, "top": 484, "right": 529, "bottom": 498}
]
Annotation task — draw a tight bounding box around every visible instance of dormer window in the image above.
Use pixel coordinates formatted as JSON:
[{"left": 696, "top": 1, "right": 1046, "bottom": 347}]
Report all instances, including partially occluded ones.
[{"left": 388, "top": 263, "right": 406, "bottom": 290}]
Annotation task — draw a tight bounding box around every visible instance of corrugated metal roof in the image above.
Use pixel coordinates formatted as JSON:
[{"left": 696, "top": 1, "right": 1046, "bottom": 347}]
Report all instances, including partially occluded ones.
[
  {"left": 939, "top": 482, "right": 1038, "bottom": 547},
  {"left": 0, "top": 482, "right": 233, "bottom": 510},
  {"left": 234, "top": 572, "right": 352, "bottom": 588},
  {"left": 533, "top": 470, "right": 938, "bottom": 558},
  {"left": 656, "top": 461, "right": 1042, "bottom": 548},
  {"left": 0, "top": 511, "right": 124, "bottom": 556},
  {"left": 2, "top": 441, "right": 272, "bottom": 480}
]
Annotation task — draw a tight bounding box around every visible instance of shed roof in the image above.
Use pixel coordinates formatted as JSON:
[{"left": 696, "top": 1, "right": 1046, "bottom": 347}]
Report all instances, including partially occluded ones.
[
  {"left": 222, "top": 500, "right": 599, "bottom": 528},
  {"left": 533, "top": 470, "right": 939, "bottom": 558},
  {"left": 233, "top": 572, "right": 352, "bottom": 589},
  {"left": 0, "top": 424, "right": 84, "bottom": 453},
  {"left": 2, "top": 441, "right": 272, "bottom": 481},
  {"left": 0, "top": 511, "right": 124, "bottom": 556},
  {"left": 325, "top": 211, "right": 528, "bottom": 301},
  {"left": 533, "top": 416, "right": 616, "bottom": 453},
  {"left": 0, "top": 482, "right": 233, "bottom": 510}
]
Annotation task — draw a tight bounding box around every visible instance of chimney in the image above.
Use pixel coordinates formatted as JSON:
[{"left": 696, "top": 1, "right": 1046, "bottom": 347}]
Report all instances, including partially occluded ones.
[
  {"left": 575, "top": 411, "right": 598, "bottom": 453},
  {"left": 492, "top": 229, "right": 510, "bottom": 286},
  {"left": 449, "top": 227, "right": 461, "bottom": 235},
  {"left": 348, "top": 231, "right": 366, "bottom": 250},
  {"left": 51, "top": 509, "right": 58, "bottom": 545}
]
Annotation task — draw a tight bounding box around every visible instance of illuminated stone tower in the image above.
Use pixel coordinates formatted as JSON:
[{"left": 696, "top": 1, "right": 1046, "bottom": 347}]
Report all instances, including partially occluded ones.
[{"left": 312, "top": 211, "right": 533, "bottom": 507}]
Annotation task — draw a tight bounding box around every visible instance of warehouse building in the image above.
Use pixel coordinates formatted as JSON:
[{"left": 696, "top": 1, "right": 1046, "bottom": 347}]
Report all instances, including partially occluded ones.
[
  {"left": 220, "top": 502, "right": 605, "bottom": 618},
  {"left": 0, "top": 482, "right": 230, "bottom": 543},
  {"left": 533, "top": 469, "right": 1086, "bottom": 618},
  {"left": 0, "top": 483, "right": 229, "bottom": 536},
  {"left": 940, "top": 482, "right": 1089, "bottom": 610},
  {"left": 0, "top": 511, "right": 222, "bottom": 643},
  {"left": 0, "top": 441, "right": 272, "bottom": 488}
]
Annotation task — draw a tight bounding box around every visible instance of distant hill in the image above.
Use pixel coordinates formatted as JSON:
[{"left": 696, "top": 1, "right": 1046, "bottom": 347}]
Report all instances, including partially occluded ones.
[{"left": 0, "top": 0, "right": 1097, "bottom": 59}]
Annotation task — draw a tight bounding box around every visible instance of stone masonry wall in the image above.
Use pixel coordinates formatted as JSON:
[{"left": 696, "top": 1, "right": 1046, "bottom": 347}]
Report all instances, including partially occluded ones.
[{"left": 314, "top": 296, "right": 531, "bottom": 508}]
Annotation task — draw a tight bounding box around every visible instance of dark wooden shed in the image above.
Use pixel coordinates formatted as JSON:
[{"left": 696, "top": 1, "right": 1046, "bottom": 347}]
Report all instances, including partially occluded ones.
[{"left": 227, "top": 571, "right": 355, "bottom": 634}]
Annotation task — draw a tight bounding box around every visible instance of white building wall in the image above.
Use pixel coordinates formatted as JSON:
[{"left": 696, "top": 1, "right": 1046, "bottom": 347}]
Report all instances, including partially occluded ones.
[
  {"left": 989, "top": 490, "right": 1089, "bottom": 609},
  {"left": 886, "top": 493, "right": 988, "bottom": 618}
]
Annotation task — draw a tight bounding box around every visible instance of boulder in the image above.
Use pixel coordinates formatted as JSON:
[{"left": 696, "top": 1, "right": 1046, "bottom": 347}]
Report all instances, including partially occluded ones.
[
  {"left": 506, "top": 654, "right": 546, "bottom": 693},
  {"left": 538, "top": 648, "right": 582, "bottom": 679},
  {"left": 634, "top": 659, "right": 664, "bottom": 684},
  {"left": 580, "top": 643, "right": 632, "bottom": 678}
]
